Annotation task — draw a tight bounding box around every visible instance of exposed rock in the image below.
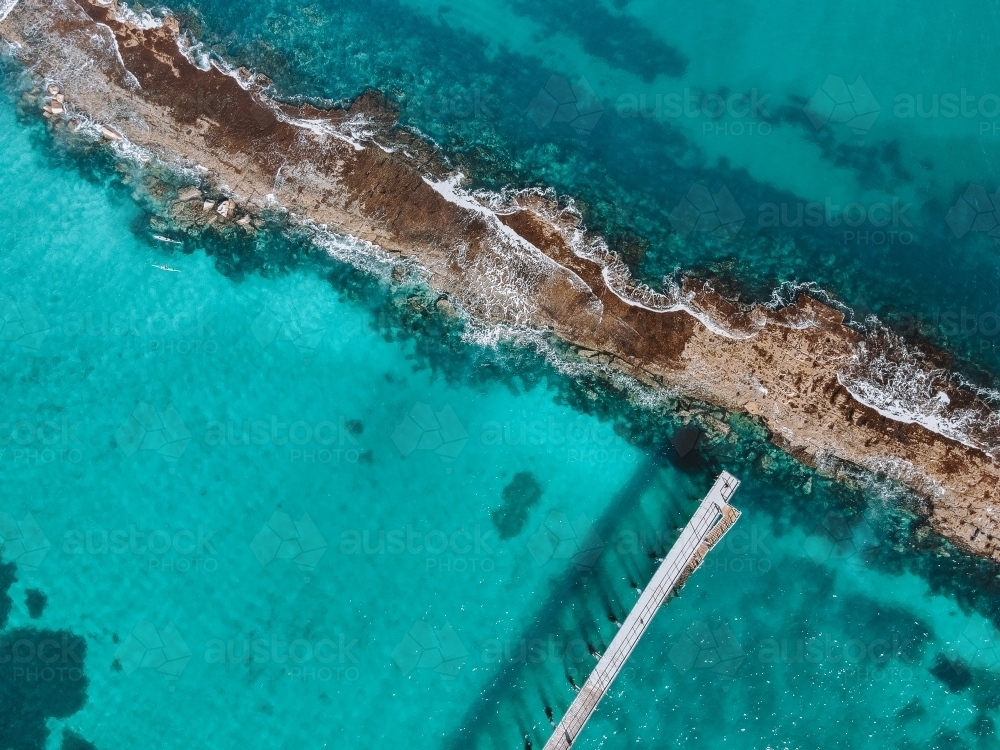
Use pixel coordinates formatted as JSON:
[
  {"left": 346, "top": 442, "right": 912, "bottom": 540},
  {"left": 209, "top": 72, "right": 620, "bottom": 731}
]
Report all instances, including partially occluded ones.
[
  {"left": 177, "top": 186, "right": 201, "bottom": 201},
  {"left": 4, "top": 0, "right": 1000, "bottom": 562}
]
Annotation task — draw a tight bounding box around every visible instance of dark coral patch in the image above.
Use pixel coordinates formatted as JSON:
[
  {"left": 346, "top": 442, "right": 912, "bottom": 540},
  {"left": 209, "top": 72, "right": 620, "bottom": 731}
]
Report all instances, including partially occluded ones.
[
  {"left": 930, "top": 653, "right": 973, "bottom": 693},
  {"left": 25, "top": 589, "right": 47, "bottom": 620},
  {"left": 61, "top": 729, "right": 98, "bottom": 750},
  {"left": 492, "top": 471, "right": 544, "bottom": 540},
  {"left": 0, "top": 628, "right": 89, "bottom": 750},
  {"left": 0, "top": 557, "right": 16, "bottom": 629}
]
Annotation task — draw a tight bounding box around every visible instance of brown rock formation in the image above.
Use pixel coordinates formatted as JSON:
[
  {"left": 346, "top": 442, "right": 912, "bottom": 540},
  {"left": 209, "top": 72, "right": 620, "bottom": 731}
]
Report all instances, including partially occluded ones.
[{"left": 3, "top": 0, "right": 1000, "bottom": 559}]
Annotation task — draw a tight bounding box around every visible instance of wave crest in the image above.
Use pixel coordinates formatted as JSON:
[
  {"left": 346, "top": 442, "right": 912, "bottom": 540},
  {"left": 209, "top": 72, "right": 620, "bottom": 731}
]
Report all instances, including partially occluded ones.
[{"left": 837, "top": 326, "right": 1000, "bottom": 457}]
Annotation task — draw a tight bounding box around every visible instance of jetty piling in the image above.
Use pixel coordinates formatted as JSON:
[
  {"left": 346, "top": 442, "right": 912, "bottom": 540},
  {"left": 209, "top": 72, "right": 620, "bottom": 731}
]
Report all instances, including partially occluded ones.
[{"left": 542, "top": 471, "right": 741, "bottom": 750}]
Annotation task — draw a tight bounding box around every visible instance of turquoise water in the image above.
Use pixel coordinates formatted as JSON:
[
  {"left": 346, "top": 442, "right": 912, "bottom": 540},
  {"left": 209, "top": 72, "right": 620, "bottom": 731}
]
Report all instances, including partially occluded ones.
[
  {"left": 178, "top": 0, "right": 1000, "bottom": 384},
  {"left": 4, "top": 2, "right": 1000, "bottom": 749}
]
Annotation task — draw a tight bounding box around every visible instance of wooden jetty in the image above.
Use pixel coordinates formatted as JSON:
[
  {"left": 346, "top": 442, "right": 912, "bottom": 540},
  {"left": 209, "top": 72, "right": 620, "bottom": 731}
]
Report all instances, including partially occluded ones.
[{"left": 543, "top": 471, "right": 741, "bottom": 750}]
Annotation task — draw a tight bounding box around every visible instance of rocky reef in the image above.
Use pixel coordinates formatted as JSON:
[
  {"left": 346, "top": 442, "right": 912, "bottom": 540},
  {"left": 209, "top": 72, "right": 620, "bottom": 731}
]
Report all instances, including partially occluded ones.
[{"left": 3, "top": 0, "right": 1000, "bottom": 560}]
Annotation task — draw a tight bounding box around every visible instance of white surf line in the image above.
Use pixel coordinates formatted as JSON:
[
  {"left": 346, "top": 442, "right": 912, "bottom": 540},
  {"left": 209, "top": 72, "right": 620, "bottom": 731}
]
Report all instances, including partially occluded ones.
[
  {"left": 0, "top": 0, "right": 20, "bottom": 23},
  {"left": 423, "top": 174, "right": 602, "bottom": 301},
  {"left": 837, "top": 369, "right": 990, "bottom": 456},
  {"left": 67, "top": 7, "right": 1000, "bottom": 457}
]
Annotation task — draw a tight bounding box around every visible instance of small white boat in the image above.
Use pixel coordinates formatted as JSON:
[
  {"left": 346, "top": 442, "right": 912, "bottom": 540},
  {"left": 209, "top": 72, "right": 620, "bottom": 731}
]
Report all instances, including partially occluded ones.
[{"left": 152, "top": 264, "right": 181, "bottom": 273}]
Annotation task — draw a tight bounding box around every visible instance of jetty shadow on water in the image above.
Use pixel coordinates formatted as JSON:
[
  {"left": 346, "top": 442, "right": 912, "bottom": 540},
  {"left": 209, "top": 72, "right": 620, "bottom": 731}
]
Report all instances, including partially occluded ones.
[{"left": 446, "top": 451, "right": 719, "bottom": 750}]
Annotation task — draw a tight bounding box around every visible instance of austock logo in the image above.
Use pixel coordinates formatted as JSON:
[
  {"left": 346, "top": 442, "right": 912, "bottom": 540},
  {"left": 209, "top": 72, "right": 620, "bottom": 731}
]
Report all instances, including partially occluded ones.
[
  {"left": 250, "top": 510, "right": 327, "bottom": 574},
  {"left": 805, "top": 75, "right": 881, "bottom": 137},
  {"left": 115, "top": 403, "right": 191, "bottom": 469},
  {"left": 528, "top": 75, "right": 604, "bottom": 139},
  {"left": 0, "top": 513, "right": 50, "bottom": 571},
  {"left": 114, "top": 621, "right": 192, "bottom": 685},
  {"left": 669, "top": 184, "right": 745, "bottom": 241},
  {"left": 801, "top": 510, "right": 880, "bottom": 566},
  {"left": 0, "top": 418, "right": 84, "bottom": 465},
  {"left": 392, "top": 620, "right": 468, "bottom": 689},
  {"left": 392, "top": 403, "right": 468, "bottom": 463},
  {"left": 945, "top": 184, "right": 1000, "bottom": 241},
  {"left": 0, "top": 631, "right": 87, "bottom": 684},
  {"left": 526, "top": 511, "right": 603, "bottom": 571},
  {"left": 62, "top": 524, "right": 218, "bottom": 573},
  {"left": 948, "top": 615, "right": 1000, "bottom": 674},
  {"left": 0, "top": 294, "right": 49, "bottom": 355},
  {"left": 668, "top": 620, "right": 746, "bottom": 688},
  {"left": 250, "top": 306, "right": 327, "bottom": 365},
  {"left": 204, "top": 633, "right": 361, "bottom": 683}
]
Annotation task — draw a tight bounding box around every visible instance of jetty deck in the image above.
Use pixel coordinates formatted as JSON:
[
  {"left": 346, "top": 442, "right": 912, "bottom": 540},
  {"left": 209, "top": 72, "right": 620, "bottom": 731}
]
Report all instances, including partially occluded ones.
[{"left": 543, "top": 471, "right": 741, "bottom": 750}]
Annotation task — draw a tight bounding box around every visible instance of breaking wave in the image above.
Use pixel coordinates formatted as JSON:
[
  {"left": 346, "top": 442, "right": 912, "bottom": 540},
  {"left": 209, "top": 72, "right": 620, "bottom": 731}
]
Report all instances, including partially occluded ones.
[
  {"left": 837, "top": 325, "right": 1000, "bottom": 458},
  {"left": 27, "top": 0, "right": 1000, "bottom": 465},
  {"left": 0, "top": 0, "right": 20, "bottom": 24}
]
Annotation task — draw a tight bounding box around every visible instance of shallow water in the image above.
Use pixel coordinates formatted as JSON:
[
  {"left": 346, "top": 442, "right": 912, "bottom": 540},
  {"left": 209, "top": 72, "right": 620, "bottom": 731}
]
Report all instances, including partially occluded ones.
[{"left": 4, "top": 2, "right": 1000, "bottom": 749}]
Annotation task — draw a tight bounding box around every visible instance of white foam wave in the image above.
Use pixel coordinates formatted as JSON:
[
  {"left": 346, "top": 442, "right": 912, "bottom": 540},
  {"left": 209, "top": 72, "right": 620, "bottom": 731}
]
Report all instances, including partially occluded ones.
[
  {"left": 512, "top": 192, "right": 766, "bottom": 340},
  {"left": 58, "top": 1, "right": 1000, "bottom": 463},
  {"left": 170, "top": 18, "right": 376, "bottom": 153},
  {"left": 424, "top": 175, "right": 600, "bottom": 327},
  {"left": 957, "top": 376, "right": 1000, "bottom": 409},
  {"left": 298, "top": 221, "right": 398, "bottom": 280},
  {"left": 176, "top": 33, "right": 211, "bottom": 71},
  {"left": 112, "top": 1, "right": 163, "bottom": 30},
  {"left": 837, "top": 330, "right": 1000, "bottom": 457},
  {"left": 461, "top": 318, "right": 674, "bottom": 409},
  {"left": 0, "top": 0, "right": 20, "bottom": 24},
  {"left": 859, "top": 454, "right": 946, "bottom": 501},
  {"left": 276, "top": 111, "right": 373, "bottom": 152}
]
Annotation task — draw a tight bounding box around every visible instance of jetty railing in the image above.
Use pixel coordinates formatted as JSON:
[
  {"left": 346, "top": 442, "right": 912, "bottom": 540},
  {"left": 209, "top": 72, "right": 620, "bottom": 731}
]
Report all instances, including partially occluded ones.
[{"left": 543, "top": 471, "right": 741, "bottom": 750}]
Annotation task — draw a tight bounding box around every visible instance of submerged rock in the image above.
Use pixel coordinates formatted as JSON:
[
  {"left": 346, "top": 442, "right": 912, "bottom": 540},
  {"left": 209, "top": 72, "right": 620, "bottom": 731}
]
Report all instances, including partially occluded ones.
[
  {"left": 0, "top": 628, "right": 89, "bottom": 750},
  {"left": 25, "top": 589, "right": 47, "bottom": 619},
  {"left": 0, "top": 556, "right": 89, "bottom": 750},
  {"left": 492, "top": 472, "right": 544, "bottom": 540},
  {"left": 61, "top": 729, "right": 98, "bottom": 750}
]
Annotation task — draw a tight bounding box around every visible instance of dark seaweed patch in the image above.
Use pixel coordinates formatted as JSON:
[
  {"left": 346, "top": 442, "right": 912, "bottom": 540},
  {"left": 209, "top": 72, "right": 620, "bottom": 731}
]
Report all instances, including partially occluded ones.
[
  {"left": 929, "top": 728, "right": 971, "bottom": 750},
  {"left": 492, "top": 472, "right": 544, "bottom": 540},
  {"left": 930, "top": 653, "right": 973, "bottom": 693},
  {"left": 895, "top": 697, "right": 925, "bottom": 723},
  {"left": 60, "top": 729, "right": 98, "bottom": 750},
  {"left": 0, "top": 558, "right": 15, "bottom": 629},
  {"left": 510, "top": 0, "right": 687, "bottom": 81},
  {"left": 24, "top": 590, "right": 47, "bottom": 620},
  {"left": 970, "top": 713, "right": 995, "bottom": 739},
  {"left": 0, "top": 628, "right": 89, "bottom": 750}
]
